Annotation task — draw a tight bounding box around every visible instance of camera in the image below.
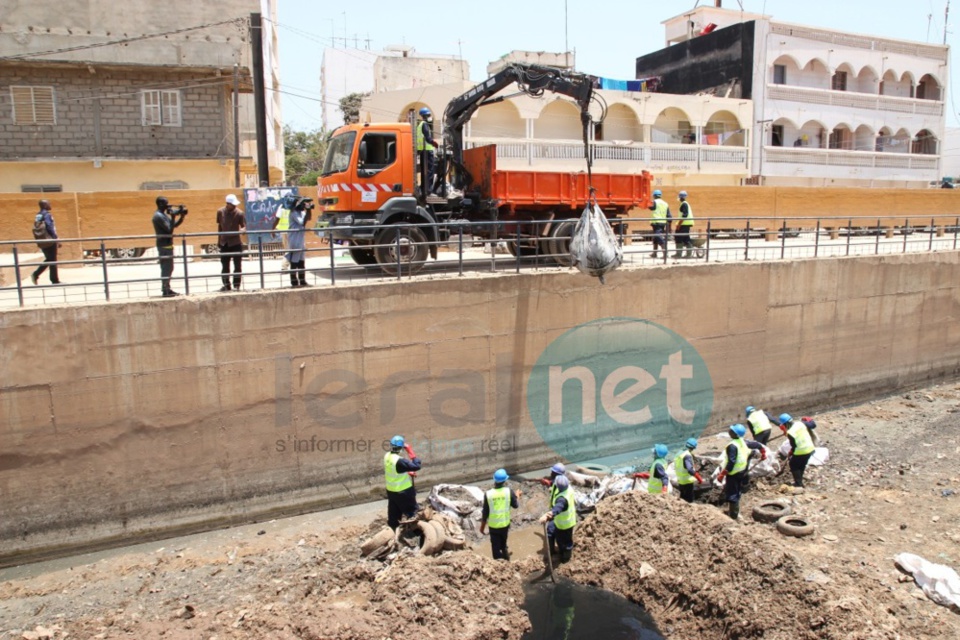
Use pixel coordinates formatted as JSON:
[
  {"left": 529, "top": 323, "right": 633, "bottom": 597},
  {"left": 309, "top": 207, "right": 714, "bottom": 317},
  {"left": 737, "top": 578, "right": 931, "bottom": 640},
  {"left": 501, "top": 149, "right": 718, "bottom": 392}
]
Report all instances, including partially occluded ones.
[
  {"left": 167, "top": 204, "right": 188, "bottom": 216},
  {"left": 294, "top": 197, "right": 314, "bottom": 212}
]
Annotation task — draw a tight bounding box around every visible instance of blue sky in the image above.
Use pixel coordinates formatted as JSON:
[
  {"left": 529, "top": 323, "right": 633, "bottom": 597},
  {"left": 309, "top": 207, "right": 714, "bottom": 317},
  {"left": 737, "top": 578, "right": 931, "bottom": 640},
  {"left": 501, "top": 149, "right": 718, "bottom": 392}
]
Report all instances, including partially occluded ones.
[{"left": 275, "top": 0, "right": 957, "bottom": 130}]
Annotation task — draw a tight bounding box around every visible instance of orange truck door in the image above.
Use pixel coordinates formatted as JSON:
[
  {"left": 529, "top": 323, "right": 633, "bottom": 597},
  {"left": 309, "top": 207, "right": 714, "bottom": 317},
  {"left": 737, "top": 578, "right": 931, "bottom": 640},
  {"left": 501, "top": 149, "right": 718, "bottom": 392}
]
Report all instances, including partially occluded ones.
[{"left": 354, "top": 130, "right": 403, "bottom": 211}]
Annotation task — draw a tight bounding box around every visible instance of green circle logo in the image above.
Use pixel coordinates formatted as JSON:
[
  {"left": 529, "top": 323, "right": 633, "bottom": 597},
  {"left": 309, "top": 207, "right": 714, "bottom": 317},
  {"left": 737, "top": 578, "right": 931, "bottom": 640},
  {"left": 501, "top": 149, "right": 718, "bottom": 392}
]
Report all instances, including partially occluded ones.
[{"left": 527, "top": 317, "right": 713, "bottom": 463}]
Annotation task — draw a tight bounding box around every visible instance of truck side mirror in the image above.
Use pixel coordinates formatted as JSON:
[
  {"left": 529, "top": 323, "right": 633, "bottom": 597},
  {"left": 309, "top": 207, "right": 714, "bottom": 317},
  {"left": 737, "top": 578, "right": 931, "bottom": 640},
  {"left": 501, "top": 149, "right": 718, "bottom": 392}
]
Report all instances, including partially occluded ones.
[{"left": 358, "top": 140, "right": 368, "bottom": 165}]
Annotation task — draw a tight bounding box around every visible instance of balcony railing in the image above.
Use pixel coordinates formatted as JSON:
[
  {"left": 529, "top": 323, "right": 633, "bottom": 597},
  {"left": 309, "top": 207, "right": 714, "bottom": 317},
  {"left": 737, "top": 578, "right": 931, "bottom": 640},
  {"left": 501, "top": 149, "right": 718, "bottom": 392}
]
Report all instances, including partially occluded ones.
[
  {"left": 465, "top": 137, "right": 748, "bottom": 170},
  {"left": 770, "top": 23, "right": 948, "bottom": 62},
  {"left": 765, "top": 147, "right": 939, "bottom": 171},
  {"left": 767, "top": 84, "right": 944, "bottom": 116}
]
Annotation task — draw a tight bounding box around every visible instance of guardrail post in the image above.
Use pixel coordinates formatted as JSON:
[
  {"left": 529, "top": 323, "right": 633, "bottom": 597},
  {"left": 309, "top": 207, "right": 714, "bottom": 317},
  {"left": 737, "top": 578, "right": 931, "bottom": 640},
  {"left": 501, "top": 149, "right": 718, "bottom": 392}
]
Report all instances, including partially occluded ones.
[
  {"left": 780, "top": 220, "right": 787, "bottom": 260},
  {"left": 814, "top": 219, "right": 821, "bottom": 257},
  {"left": 328, "top": 238, "right": 336, "bottom": 286},
  {"left": 902, "top": 218, "right": 909, "bottom": 253},
  {"left": 180, "top": 237, "right": 190, "bottom": 296},
  {"left": 845, "top": 218, "right": 852, "bottom": 256},
  {"left": 744, "top": 219, "right": 751, "bottom": 261},
  {"left": 928, "top": 218, "right": 935, "bottom": 252},
  {"left": 258, "top": 237, "right": 266, "bottom": 290},
  {"left": 100, "top": 240, "right": 110, "bottom": 301},
  {"left": 874, "top": 219, "right": 881, "bottom": 255},
  {"left": 458, "top": 225, "right": 464, "bottom": 277},
  {"left": 705, "top": 220, "right": 711, "bottom": 263},
  {"left": 515, "top": 225, "right": 521, "bottom": 274},
  {"left": 12, "top": 246, "right": 24, "bottom": 307},
  {"left": 954, "top": 217, "right": 959, "bottom": 251},
  {"left": 395, "top": 227, "right": 402, "bottom": 280}
]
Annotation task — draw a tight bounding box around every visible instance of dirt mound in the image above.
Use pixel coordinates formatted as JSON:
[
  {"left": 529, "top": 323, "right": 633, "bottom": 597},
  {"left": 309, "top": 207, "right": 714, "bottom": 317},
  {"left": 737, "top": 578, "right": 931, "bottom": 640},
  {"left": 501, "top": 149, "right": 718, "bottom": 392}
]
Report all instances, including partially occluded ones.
[{"left": 561, "top": 491, "right": 917, "bottom": 640}]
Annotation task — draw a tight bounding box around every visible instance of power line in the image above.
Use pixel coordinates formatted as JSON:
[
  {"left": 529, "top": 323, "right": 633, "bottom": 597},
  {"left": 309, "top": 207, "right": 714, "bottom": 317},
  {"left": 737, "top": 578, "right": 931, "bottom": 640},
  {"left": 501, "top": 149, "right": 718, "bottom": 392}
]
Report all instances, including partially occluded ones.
[{"left": 0, "top": 18, "right": 247, "bottom": 61}]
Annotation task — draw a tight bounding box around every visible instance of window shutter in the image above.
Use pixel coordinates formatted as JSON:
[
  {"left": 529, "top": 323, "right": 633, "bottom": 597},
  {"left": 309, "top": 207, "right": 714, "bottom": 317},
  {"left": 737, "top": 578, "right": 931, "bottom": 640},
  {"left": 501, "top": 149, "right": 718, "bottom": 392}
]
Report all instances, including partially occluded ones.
[
  {"left": 161, "top": 90, "right": 181, "bottom": 126},
  {"left": 141, "top": 90, "right": 161, "bottom": 126},
  {"left": 11, "top": 86, "right": 56, "bottom": 125}
]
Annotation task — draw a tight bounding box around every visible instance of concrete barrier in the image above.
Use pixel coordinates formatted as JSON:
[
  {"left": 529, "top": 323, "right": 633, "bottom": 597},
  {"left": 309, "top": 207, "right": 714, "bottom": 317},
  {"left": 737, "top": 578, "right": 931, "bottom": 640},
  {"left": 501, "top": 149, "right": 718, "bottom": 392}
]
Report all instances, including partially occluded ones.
[{"left": 2, "top": 251, "right": 960, "bottom": 564}]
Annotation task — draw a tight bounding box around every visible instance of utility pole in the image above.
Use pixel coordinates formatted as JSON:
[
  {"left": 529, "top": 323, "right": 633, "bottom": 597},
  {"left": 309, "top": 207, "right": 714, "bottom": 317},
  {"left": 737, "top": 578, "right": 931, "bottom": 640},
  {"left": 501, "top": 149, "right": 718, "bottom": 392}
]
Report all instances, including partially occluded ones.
[
  {"left": 232, "top": 63, "right": 241, "bottom": 188},
  {"left": 945, "top": 0, "right": 951, "bottom": 45},
  {"left": 250, "top": 12, "right": 270, "bottom": 187}
]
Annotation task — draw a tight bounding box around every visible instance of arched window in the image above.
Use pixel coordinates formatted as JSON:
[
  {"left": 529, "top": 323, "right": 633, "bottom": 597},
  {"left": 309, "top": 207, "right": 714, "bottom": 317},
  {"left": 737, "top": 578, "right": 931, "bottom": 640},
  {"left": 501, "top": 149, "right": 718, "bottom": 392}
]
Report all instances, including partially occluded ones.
[
  {"left": 912, "top": 129, "right": 938, "bottom": 155},
  {"left": 536, "top": 99, "right": 582, "bottom": 139},
  {"left": 704, "top": 110, "right": 744, "bottom": 145},
  {"left": 916, "top": 74, "right": 941, "bottom": 101},
  {"left": 470, "top": 100, "right": 525, "bottom": 138},
  {"left": 652, "top": 107, "right": 694, "bottom": 144},
  {"left": 599, "top": 103, "right": 642, "bottom": 142},
  {"left": 853, "top": 125, "right": 875, "bottom": 153},
  {"left": 828, "top": 124, "right": 853, "bottom": 150}
]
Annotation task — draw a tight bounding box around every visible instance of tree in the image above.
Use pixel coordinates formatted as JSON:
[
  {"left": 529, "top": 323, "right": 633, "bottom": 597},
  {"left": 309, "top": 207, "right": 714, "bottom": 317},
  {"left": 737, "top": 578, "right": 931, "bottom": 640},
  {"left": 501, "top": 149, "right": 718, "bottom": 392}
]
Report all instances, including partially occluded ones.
[
  {"left": 339, "top": 92, "right": 370, "bottom": 124},
  {"left": 284, "top": 126, "right": 328, "bottom": 186}
]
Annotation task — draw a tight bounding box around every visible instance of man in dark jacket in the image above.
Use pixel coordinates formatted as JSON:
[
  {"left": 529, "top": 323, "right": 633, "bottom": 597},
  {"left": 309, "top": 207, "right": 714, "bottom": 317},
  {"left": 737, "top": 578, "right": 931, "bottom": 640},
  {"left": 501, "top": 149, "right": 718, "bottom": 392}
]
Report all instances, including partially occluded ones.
[
  {"left": 152, "top": 196, "right": 187, "bottom": 297},
  {"left": 30, "top": 200, "right": 61, "bottom": 285}
]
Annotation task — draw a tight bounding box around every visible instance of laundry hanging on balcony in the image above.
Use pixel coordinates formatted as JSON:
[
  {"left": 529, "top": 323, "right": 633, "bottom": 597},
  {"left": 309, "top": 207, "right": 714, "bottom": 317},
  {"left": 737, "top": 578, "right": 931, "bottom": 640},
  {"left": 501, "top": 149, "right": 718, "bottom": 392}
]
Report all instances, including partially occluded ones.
[{"left": 595, "top": 76, "right": 662, "bottom": 93}]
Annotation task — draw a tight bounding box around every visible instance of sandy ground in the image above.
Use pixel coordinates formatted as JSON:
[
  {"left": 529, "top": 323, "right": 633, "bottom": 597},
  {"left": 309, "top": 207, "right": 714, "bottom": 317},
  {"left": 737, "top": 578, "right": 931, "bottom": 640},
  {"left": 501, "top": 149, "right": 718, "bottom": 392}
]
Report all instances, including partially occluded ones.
[{"left": 2, "top": 381, "right": 960, "bottom": 639}]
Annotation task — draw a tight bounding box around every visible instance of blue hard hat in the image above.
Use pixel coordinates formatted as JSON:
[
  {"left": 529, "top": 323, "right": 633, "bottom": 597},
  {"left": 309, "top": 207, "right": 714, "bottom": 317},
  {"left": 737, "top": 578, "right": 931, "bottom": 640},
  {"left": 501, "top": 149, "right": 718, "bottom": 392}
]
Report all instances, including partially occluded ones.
[
  {"left": 654, "top": 444, "right": 668, "bottom": 458},
  {"left": 778, "top": 413, "right": 792, "bottom": 425},
  {"left": 653, "top": 189, "right": 662, "bottom": 198},
  {"left": 493, "top": 468, "right": 509, "bottom": 483},
  {"left": 553, "top": 475, "right": 570, "bottom": 490},
  {"left": 390, "top": 435, "right": 405, "bottom": 448},
  {"left": 419, "top": 107, "right": 431, "bottom": 117},
  {"left": 745, "top": 405, "right": 755, "bottom": 416},
  {"left": 730, "top": 424, "right": 747, "bottom": 438},
  {"left": 685, "top": 437, "right": 698, "bottom": 449},
  {"left": 550, "top": 463, "right": 566, "bottom": 475},
  {"left": 678, "top": 190, "right": 688, "bottom": 198}
]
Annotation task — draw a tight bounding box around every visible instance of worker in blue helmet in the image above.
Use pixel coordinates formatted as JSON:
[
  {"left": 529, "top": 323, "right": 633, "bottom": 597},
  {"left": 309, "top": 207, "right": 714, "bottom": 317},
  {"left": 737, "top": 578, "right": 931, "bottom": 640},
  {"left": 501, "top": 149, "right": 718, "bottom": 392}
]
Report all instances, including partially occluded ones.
[
  {"left": 673, "top": 189, "right": 695, "bottom": 259},
  {"left": 778, "top": 414, "right": 817, "bottom": 488},
  {"left": 540, "top": 462, "right": 567, "bottom": 487},
  {"left": 480, "top": 468, "right": 522, "bottom": 560},
  {"left": 416, "top": 107, "right": 441, "bottom": 195},
  {"left": 383, "top": 435, "right": 422, "bottom": 530},
  {"left": 539, "top": 474, "right": 577, "bottom": 563},
  {"left": 648, "top": 188, "right": 672, "bottom": 259},
  {"left": 674, "top": 438, "right": 705, "bottom": 503},
  {"left": 745, "top": 405, "right": 777, "bottom": 445},
  {"left": 717, "top": 424, "right": 766, "bottom": 520},
  {"left": 642, "top": 444, "right": 671, "bottom": 495}
]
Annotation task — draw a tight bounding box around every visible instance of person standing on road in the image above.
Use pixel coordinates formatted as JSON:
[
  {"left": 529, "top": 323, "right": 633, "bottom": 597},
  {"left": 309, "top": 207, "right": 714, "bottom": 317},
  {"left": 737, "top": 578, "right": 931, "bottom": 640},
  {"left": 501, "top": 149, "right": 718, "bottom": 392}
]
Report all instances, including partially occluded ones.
[
  {"left": 272, "top": 193, "right": 296, "bottom": 271},
  {"left": 674, "top": 438, "right": 705, "bottom": 503},
  {"left": 216, "top": 194, "right": 246, "bottom": 292},
  {"left": 641, "top": 444, "right": 671, "bottom": 494},
  {"left": 717, "top": 423, "right": 766, "bottom": 520},
  {"left": 539, "top": 474, "right": 576, "bottom": 563},
  {"left": 648, "top": 189, "right": 672, "bottom": 259},
  {"left": 152, "top": 196, "right": 188, "bottom": 297},
  {"left": 673, "top": 190, "right": 694, "bottom": 259},
  {"left": 287, "top": 197, "right": 313, "bottom": 287},
  {"left": 745, "top": 405, "right": 776, "bottom": 445},
  {"left": 480, "top": 468, "right": 521, "bottom": 561},
  {"left": 30, "top": 199, "right": 61, "bottom": 286},
  {"left": 384, "top": 435, "right": 422, "bottom": 531},
  {"left": 778, "top": 413, "right": 816, "bottom": 488}
]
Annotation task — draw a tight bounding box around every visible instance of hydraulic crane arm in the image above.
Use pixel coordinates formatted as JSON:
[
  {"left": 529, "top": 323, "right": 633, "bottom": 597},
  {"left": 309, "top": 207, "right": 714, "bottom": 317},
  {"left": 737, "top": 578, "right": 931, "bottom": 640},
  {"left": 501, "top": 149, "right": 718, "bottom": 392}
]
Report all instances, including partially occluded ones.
[{"left": 440, "top": 63, "right": 597, "bottom": 190}]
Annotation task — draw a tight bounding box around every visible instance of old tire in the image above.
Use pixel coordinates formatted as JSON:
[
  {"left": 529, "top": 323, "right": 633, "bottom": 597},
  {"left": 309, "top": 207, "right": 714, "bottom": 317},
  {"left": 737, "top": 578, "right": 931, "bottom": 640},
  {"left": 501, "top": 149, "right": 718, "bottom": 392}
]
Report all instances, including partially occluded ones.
[
  {"left": 374, "top": 225, "right": 429, "bottom": 276},
  {"left": 418, "top": 520, "right": 444, "bottom": 556},
  {"left": 548, "top": 220, "right": 577, "bottom": 267},
  {"left": 752, "top": 499, "right": 792, "bottom": 524},
  {"left": 576, "top": 463, "right": 610, "bottom": 478},
  {"left": 776, "top": 515, "right": 815, "bottom": 538},
  {"left": 349, "top": 246, "right": 378, "bottom": 266},
  {"left": 360, "top": 526, "right": 395, "bottom": 556}
]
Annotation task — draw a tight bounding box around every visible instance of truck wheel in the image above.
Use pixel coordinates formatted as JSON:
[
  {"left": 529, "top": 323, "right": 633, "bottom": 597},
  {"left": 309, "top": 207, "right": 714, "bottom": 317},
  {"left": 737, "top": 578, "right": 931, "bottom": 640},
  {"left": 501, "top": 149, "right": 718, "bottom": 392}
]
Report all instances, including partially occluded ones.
[
  {"left": 349, "top": 247, "right": 378, "bottom": 266},
  {"left": 548, "top": 220, "right": 577, "bottom": 267},
  {"left": 374, "top": 225, "right": 429, "bottom": 276}
]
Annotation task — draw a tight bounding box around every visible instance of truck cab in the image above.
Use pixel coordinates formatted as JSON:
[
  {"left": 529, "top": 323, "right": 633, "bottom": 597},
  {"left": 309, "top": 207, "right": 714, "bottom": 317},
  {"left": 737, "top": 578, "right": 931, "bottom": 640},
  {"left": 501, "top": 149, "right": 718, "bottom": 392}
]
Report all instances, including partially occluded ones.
[{"left": 319, "top": 122, "right": 440, "bottom": 273}]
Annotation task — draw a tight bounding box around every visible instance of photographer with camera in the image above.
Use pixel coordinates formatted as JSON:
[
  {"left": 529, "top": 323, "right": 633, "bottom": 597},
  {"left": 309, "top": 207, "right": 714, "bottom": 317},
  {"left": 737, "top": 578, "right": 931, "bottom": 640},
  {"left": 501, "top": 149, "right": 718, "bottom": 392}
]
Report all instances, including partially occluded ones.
[
  {"left": 216, "top": 194, "right": 246, "bottom": 292},
  {"left": 286, "top": 196, "right": 313, "bottom": 288},
  {"left": 152, "top": 196, "right": 188, "bottom": 297}
]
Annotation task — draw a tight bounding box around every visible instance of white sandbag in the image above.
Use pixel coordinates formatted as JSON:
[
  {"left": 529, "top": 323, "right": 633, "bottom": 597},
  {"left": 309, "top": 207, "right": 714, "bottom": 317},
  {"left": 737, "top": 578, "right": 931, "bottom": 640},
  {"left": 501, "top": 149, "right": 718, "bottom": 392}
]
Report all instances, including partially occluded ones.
[
  {"left": 895, "top": 553, "right": 960, "bottom": 609},
  {"left": 428, "top": 484, "right": 484, "bottom": 521},
  {"left": 808, "top": 447, "right": 830, "bottom": 466},
  {"left": 569, "top": 202, "right": 622, "bottom": 283}
]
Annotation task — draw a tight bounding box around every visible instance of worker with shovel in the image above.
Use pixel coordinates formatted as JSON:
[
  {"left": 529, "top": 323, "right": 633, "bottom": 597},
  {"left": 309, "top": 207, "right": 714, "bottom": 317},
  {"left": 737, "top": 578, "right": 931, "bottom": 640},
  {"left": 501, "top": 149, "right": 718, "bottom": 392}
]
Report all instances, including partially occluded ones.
[
  {"left": 384, "top": 435, "right": 422, "bottom": 530},
  {"left": 539, "top": 474, "right": 577, "bottom": 563},
  {"left": 639, "top": 444, "right": 671, "bottom": 494},
  {"left": 674, "top": 438, "right": 705, "bottom": 503},
  {"left": 778, "top": 414, "right": 816, "bottom": 488},
  {"left": 745, "top": 405, "right": 776, "bottom": 445},
  {"left": 479, "top": 468, "right": 521, "bottom": 561},
  {"left": 717, "top": 424, "right": 766, "bottom": 520}
]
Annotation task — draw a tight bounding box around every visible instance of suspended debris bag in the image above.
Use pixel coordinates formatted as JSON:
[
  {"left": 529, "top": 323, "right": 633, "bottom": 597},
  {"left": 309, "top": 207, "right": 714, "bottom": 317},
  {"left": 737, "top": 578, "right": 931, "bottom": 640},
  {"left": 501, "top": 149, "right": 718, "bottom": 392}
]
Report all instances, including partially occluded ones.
[{"left": 570, "top": 202, "right": 623, "bottom": 283}]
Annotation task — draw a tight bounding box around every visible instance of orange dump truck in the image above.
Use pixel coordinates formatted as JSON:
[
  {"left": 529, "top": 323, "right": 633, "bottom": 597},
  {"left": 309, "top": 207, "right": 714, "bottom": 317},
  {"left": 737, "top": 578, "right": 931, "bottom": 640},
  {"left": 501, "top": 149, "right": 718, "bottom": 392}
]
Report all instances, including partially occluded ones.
[{"left": 319, "top": 63, "right": 653, "bottom": 274}]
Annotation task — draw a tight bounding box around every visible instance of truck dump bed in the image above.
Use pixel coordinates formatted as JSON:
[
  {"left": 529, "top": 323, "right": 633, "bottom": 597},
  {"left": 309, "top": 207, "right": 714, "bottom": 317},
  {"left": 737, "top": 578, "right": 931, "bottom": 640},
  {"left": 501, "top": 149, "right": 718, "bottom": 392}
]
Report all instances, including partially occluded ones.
[{"left": 462, "top": 144, "right": 652, "bottom": 214}]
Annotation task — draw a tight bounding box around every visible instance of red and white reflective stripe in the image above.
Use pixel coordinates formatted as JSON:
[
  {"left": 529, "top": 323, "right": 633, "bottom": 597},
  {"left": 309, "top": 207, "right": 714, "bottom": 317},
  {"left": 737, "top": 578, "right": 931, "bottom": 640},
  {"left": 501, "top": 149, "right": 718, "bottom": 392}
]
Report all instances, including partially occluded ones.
[{"left": 321, "top": 183, "right": 392, "bottom": 193}]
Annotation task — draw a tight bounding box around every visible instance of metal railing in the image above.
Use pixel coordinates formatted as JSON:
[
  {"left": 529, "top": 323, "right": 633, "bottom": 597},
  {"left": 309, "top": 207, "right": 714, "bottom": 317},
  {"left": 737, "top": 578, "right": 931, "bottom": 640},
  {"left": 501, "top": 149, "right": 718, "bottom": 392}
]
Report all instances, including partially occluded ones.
[{"left": 2, "top": 215, "right": 959, "bottom": 309}]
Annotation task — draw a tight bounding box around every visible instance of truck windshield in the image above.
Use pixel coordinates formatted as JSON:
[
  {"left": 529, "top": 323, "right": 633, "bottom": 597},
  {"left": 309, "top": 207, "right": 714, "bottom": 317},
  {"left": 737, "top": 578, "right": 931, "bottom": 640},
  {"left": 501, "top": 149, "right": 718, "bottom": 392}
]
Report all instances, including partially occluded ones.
[{"left": 322, "top": 131, "right": 357, "bottom": 176}]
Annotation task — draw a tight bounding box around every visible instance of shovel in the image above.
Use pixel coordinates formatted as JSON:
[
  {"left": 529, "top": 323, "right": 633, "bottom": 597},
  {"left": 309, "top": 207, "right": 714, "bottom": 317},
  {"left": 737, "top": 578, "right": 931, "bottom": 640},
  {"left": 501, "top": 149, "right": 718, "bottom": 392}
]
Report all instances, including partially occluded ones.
[{"left": 543, "top": 522, "right": 556, "bottom": 583}]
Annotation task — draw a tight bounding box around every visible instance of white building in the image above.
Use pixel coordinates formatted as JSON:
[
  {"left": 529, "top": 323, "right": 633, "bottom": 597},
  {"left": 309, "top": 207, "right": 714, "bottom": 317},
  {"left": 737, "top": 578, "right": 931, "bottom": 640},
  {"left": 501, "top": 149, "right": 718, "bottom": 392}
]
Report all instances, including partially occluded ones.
[
  {"left": 644, "top": 5, "right": 949, "bottom": 188},
  {"left": 320, "top": 46, "right": 469, "bottom": 130}
]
